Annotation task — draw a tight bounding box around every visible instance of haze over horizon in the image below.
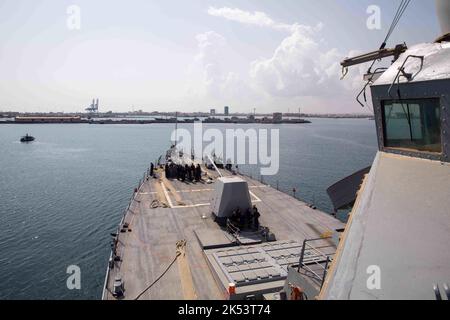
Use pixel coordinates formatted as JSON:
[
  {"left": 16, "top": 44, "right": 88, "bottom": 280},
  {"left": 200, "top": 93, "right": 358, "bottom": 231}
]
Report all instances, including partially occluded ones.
[{"left": 0, "top": 0, "right": 440, "bottom": 114}]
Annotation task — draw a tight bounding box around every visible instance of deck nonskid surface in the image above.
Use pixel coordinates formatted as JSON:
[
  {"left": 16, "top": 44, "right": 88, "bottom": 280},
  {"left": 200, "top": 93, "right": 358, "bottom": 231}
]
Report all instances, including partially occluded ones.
[{"left": 104, "top": 168, "right": 343, "bottom": 300}]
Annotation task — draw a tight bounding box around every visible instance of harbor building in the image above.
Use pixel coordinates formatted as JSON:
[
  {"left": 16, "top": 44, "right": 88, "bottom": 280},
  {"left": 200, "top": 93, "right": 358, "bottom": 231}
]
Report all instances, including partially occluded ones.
[{"left": 272, "top": 113, "right": 283, "bottom": 123}]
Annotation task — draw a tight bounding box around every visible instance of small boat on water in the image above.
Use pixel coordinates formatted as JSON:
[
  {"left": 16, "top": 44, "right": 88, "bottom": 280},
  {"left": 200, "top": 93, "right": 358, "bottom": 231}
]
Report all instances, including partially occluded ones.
[{"left": 20, "top": 134, "right": 35, "bottom": 143}]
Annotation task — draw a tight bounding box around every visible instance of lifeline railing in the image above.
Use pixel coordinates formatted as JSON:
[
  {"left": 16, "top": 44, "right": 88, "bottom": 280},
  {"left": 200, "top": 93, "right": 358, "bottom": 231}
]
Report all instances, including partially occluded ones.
[
  {"left": 102, "top": 162, "right": 153, "bottom": 299},
  {"left": 297, "top": 237, "right": 334, "bottom": 289},
  {"left": 226, "top": 219, "right": 240, "bottom": 239}
]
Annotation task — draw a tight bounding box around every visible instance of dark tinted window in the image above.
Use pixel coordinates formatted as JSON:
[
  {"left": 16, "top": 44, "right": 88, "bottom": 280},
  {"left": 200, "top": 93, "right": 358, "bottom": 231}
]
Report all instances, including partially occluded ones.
[{"left": 383, "top": 99, "right": 441, "bottom": 153}]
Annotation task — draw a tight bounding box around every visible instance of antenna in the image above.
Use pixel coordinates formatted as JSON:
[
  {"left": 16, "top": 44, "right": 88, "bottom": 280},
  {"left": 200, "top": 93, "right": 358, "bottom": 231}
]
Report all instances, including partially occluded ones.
[
  {"left": 341, "top": 0, "right": 411, "bottom": 76},
  {"left": 341, "top": 44, "right": 407, "bottom": 69}
]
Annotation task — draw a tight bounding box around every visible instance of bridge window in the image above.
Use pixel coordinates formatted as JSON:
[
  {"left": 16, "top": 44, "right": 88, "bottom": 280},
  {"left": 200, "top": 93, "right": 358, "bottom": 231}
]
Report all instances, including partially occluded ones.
[{"left": 382, "top": 99, "right": 441, "bottom": 153}]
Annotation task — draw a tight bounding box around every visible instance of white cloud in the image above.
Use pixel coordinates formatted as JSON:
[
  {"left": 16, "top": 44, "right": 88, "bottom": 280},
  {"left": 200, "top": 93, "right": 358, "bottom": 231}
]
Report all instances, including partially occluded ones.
[
  {"left": 189, "top": 31, "right": 254, "bottom": 103},
  {"left": 200, "top": 7, "right": 366, "bottom": 111},
  {"left": 194, "top": 31, "right": 226, "bottom": 98},
  {"left": 207, "top": 6, "right": 293, "bottom": 32},
  {"left": 249, "top": 25, "right": 356, "bottom": 98}
]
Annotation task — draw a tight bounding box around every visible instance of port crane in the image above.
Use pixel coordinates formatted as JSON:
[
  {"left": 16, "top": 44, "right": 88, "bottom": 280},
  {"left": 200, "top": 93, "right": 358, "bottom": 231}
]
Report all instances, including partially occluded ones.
[{"left": 85, "top": 98, "right": 99, "bottom": 113}]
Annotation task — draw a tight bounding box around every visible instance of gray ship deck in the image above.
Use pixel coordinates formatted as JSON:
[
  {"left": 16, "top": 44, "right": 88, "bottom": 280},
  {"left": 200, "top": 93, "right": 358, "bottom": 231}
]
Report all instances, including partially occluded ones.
[{"left": 103, "top": 167, "right": 344, "bottom": 300}]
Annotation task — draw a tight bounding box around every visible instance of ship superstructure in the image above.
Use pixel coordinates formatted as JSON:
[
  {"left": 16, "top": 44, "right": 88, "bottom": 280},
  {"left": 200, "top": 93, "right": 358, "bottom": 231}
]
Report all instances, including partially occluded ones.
[
  {"left": 320, "top": 37, "right": 450, "bottom": 301},
  {"left": 320, "top": 0, "right": 450, "bottom": 300}
]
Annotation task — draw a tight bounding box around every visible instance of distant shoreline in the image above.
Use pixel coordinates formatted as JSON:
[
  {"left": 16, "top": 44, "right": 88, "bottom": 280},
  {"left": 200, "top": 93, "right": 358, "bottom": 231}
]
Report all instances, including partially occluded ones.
[
  {"left": 0, "top": 112, "right": 374, "bottom": 124},
  {"left": 0, "top": 117, "right": 376, "bottom": 125},
  {"left": 0, "top": 118, "right": 313, "bottom": 125}
]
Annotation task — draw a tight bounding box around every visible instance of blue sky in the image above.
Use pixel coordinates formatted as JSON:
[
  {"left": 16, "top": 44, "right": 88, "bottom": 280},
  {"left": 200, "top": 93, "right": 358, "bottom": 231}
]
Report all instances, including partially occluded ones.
[{"left": 0, "top": 0, "right": 441, "bottom": 113}]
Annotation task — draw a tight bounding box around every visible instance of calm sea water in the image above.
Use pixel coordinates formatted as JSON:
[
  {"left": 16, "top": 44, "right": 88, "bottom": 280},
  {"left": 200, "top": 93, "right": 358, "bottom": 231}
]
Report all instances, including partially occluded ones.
[{"left": 0, "top": 119, "right": 377, "bottom": 299}]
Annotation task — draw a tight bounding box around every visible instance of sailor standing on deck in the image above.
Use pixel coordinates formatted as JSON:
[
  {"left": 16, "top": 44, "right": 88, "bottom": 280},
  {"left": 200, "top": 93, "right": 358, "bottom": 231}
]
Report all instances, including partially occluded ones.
[
  {"left": 184, "top": 164, "right": 190, "bottom": 181},
  {"left": 165, "top": 163, "right": 169, "bottom": 178},
  {"left": 187, "top": 164, "right": 192, "bottom": 181},
  {"left": 253, "top": 205, "right": 260, "bottom": 230},
  {"left": 236, "top": 207, "right": 243, "bottom": 227},
  {"left": 190, "top": 164, "right": 196, "bottom": 181},
  {"left": 244, "top": 208, "right": 252, "bottom": 229},
  {"left": 177, "top": 164, "right": 182, "bottom": 180},
  {"left": 195, "top": 164, "right": 202, "bottom": 181}
]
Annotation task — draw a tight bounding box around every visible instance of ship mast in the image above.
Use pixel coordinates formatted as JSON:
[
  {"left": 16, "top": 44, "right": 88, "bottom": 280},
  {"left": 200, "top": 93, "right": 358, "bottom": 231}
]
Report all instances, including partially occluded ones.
[
  {"left": 436, "top": 0, "right": 450, "bottom": 35},
  {"left": 341, "top": 0, "right": 412, "bottom": 107},
  {"left": 174, "top": 111, "right": 178, "bottom": 147}
]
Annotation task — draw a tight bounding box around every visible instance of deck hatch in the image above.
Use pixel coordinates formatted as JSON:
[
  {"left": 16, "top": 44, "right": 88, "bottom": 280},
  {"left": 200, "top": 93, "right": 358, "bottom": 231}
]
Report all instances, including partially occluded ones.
[{"left": 210, "top": 240, "right": 303, "bottom": 288}]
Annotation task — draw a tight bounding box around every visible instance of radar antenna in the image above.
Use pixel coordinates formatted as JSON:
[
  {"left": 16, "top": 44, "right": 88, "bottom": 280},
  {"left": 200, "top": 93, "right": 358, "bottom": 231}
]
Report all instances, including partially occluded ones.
[{"left": 341, "top": 0, "right": 412, "bottom": 108}]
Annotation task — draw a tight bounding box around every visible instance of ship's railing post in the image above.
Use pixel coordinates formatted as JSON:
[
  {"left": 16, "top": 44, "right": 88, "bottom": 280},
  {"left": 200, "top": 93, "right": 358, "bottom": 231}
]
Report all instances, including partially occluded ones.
[
  {"left": 297, "top": 237, "right": 334, "bottom": 285},
  {"left": 320, "top": 256, "right": 330, "bottom": 289},
  {"left": 298, "top": 239, "right": 307, "bottom": 272}
]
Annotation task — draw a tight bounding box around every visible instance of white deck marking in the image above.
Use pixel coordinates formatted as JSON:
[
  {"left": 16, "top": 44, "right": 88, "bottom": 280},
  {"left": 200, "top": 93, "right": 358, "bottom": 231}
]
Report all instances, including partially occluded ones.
[
  {"left": 177, "top": 188, "right": 214, "bottom": 193},
  {"left": 249, "top": 190, "right": 262, "bottom": 203},
  {"left": 155, "top": 185, "right": 268, "bottom": 194},
  {"left": 160, "top": 181, "right": 174, "bottom": 208},
  {"left": 172, "top": 203, "right": 211, "bottom": 209},
  {"left": 169, "top": 194, "right": 261, "bottom": 210},
  {"left": 159, "top": 179, "right": 265, "bottom": 209}
]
